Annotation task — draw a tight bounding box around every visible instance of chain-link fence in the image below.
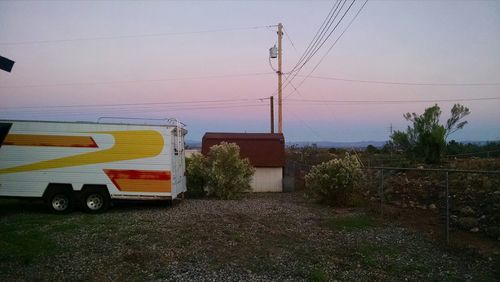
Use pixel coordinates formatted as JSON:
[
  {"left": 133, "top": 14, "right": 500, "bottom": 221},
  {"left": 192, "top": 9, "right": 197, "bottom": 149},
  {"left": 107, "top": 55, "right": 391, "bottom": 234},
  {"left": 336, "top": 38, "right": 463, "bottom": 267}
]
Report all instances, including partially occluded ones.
[{"left": 365, "top": 167, "right": 500, "bottom": 244}]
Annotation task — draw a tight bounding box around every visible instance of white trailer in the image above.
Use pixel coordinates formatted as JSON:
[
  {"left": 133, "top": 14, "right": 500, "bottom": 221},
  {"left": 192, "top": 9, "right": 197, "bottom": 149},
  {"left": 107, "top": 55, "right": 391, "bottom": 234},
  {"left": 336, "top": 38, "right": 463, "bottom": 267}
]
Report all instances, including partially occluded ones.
[{"left": 0, "top": 118, "right": 187, "bottom": 213}]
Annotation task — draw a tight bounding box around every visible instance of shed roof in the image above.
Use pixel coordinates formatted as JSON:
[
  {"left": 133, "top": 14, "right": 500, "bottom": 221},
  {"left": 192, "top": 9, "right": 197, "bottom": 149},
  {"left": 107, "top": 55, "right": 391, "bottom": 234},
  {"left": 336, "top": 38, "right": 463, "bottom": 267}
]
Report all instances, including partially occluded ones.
[{"left": 202, "top": 132, "right": 285, "bottom": 167}]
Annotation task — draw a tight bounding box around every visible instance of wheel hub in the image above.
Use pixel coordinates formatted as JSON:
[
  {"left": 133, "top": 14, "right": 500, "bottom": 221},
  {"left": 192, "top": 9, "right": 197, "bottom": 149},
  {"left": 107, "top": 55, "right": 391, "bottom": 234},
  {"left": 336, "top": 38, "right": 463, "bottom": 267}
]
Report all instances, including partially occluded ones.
[
  {"left": 52, "top": 195, "right": 69, "bottom": 211},
  {"left": 86, "top": 194, "right": 103, "bottom": 210}
]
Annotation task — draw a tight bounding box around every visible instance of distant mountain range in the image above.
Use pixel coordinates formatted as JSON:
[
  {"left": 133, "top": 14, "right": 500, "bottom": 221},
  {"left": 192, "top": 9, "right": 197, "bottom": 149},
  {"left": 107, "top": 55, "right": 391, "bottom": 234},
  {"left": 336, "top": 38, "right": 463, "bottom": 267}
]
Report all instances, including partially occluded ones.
[
  {"left": 186, "top": 139, "right": 496, "bottom": 149},
  {"left": 185, "top": 140, "right": 386, "bottom": 149},
  {"left": 286, "top": 141, "right": 387, "bottom": 148}
]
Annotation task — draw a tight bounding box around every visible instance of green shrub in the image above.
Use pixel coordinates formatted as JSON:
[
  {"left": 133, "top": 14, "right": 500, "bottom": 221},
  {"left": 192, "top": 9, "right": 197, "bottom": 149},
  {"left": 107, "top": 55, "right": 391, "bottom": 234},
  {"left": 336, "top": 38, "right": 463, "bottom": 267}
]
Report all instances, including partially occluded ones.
[
  {"left": 186, "top": 154, "right": 207, "bottom": 198},
  {"left": 186, "top": 142, "right": 254, "bottom": 200},
  {"left": 205, "top": 142, "right": 255, "bottom": 199},
  {"left": 305, "top": 154, "right": 364, "bottom": 206}
]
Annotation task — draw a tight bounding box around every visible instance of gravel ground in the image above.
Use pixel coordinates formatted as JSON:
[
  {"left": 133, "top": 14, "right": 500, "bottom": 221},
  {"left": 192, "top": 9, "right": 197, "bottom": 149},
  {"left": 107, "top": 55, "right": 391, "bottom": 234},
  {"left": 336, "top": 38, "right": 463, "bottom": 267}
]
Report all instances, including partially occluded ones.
[{"left": 0, "top": 193, "right": 498, "bottom": 281}]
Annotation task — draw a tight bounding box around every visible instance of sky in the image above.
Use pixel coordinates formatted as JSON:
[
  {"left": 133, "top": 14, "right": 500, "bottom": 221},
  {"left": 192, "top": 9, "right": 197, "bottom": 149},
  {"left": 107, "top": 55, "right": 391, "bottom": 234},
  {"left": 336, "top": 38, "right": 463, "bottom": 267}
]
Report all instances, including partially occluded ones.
[{"left": 1, "top": 0, "right": 499, "bottom": 142}]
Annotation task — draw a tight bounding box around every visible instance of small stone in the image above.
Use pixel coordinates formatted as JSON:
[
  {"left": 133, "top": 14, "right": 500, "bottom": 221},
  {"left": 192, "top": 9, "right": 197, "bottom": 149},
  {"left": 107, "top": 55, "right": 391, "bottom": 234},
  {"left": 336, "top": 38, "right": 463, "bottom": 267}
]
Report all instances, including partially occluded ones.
[
  {"left": 460, "top": 206, "right": 475, "bottom": 216},
  {"left": 391, "top": 200, "right": 401, "bottom": 207},
  {"left": 470, "top": 227, "right": 479, "bottom": 233},
  {"left": 459, "top": 217, "right": 479, "bottom": 229},
  {"left": 428, "top": 204, "right": 437, "bottom": 210}
]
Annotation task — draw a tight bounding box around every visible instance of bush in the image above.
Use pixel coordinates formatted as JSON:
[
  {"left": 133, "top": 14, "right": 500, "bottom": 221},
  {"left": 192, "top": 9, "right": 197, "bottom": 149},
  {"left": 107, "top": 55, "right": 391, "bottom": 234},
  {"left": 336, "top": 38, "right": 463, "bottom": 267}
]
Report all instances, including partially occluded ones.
[
  {"left": 186, "top": 154, "right": 207, "bottom": 198},
  {"left": 305, "top": 154, "right": 364, "bottom": 206},
  {"left": 185, "top": 142, "right": 254, "bottom": 200},
  {"left": 205, "top": 142, "right": 255, "bottom": 199}
]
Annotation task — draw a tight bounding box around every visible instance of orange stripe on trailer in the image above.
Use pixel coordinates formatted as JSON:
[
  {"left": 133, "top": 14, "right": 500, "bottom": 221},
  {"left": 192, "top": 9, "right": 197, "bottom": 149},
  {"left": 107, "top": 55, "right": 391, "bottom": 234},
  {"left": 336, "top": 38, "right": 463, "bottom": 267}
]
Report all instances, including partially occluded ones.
[
  {"left": 4, "top": 134, "right": 98, "bottom": 148},
  {"left": 104, "top": 169, "right": 172, "bottom": 192}
]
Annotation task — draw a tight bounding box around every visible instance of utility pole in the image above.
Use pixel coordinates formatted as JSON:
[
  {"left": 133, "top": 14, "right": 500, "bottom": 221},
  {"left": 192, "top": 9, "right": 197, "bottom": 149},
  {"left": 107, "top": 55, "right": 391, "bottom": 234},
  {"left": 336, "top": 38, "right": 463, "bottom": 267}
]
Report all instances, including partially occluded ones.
[
  {"left": 277, "top": 23, "right": 283, "bottom": 133},
  {"left": 270, "top": 96, "right": 274, "bottom": 133}
]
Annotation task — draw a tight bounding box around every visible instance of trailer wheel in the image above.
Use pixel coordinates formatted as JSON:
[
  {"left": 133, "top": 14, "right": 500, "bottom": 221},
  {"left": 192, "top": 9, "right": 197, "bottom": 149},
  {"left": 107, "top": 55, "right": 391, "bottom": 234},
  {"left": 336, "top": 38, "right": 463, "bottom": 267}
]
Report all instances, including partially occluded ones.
[
  {"left": 46, "top": 190, "right": 74, "bottom": 214},
  {"left": 81, "top": 188, "right": 110, "bottom": 213}
]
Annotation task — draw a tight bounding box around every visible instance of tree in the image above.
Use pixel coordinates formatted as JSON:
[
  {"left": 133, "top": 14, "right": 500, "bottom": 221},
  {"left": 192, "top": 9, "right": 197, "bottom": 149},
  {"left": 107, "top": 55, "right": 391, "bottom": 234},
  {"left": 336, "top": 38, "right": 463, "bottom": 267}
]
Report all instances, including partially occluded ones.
[
  {"left": 365, "top": 144, "right": 380, "bottom": 154},
  {"left": 390, "top": 104, "right": 470, "bottom": 164},
  {"left": 186, "top": 142, "right": 254, "bottom": 200},
  {"left": 445, "top": 104, "right": 471, "bottom": 139}
]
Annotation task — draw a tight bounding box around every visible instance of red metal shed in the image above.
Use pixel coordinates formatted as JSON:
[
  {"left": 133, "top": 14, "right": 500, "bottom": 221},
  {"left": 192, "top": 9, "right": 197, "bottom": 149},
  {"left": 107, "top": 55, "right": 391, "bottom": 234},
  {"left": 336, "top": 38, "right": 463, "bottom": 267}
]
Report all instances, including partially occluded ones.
[
  {"left": 201, "top": 132, "right": 285, "bottom": 167},
  {"left": 201, "top": 132, "right": 286, "bottom": 192}
]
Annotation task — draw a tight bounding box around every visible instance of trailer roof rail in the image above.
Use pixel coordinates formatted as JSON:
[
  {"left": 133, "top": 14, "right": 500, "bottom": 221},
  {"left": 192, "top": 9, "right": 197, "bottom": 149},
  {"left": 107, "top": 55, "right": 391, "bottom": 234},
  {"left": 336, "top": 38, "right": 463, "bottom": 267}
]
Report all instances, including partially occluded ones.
[{"left": 97, "top": 117, "right": 186, "bottom": 127}]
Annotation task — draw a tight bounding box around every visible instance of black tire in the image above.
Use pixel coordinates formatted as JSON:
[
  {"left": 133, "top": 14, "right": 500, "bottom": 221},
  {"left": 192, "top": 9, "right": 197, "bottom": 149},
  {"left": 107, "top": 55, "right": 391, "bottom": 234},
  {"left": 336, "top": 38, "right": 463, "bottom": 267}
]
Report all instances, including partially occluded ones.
[
  {"left": 81, "top": 188, "right": 110, "bottom": 214},
  {"left": 45, "top": 190, "right": 74, "bottom": 214}
]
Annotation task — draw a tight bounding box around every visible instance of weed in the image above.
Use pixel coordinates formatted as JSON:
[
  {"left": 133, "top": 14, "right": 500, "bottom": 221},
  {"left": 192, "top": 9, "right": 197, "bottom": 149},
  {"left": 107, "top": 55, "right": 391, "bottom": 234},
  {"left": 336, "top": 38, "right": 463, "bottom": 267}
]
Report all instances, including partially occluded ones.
[
  {"left": 0, "top": 221, "right": 59, "bottom": 265},
  {"left": 353, "top": 244, "right": 432, "bottom": 275},
  {"left": 309, "top": 268, "right": 327, "bottom": 282},
  {"left": 323, "top": 214, "right": 377, "bottom": 231}
]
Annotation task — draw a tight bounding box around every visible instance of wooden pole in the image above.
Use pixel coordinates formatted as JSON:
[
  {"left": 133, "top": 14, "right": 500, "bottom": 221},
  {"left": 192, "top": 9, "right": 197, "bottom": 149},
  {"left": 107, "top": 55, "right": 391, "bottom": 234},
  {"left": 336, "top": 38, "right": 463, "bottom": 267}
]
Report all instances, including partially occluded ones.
[
  {"left": 277, "top": 23, "right": 283, "bottom": 133},
  {"left": 270, "top": 96, "right": 274, "bottom": 133}
]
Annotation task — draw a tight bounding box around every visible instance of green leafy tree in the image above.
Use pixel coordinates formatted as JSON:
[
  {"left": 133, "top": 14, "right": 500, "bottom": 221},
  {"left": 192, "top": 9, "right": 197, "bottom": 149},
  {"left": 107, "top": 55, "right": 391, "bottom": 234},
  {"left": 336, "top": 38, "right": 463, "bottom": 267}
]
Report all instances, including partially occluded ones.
[
  {"left": 186, "top": 142, "right": 254, "bottom": 200},
  {"left": 365, "top": 144, "right": 380, "bottom": 154},
  {"left": 390, "top": 104, "right": 470, "bottom": 164}
]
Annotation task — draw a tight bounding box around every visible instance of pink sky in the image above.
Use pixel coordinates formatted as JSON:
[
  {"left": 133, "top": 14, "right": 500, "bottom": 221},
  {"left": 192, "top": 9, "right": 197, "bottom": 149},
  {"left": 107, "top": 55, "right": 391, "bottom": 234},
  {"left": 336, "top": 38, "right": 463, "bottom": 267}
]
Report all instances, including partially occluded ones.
[{"left": 1, "top": 1, "right": 499, "bottom": 142}]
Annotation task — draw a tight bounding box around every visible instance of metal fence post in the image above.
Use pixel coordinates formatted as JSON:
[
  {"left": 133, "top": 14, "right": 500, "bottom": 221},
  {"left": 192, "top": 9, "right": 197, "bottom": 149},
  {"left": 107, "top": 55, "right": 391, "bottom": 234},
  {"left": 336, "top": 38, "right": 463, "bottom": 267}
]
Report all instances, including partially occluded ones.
[
  {"left": 445, "top": 171, "right": 449, "bottom": 245},
  {"left": 379, "top": 169, "right": 384, "bottom": 216}
]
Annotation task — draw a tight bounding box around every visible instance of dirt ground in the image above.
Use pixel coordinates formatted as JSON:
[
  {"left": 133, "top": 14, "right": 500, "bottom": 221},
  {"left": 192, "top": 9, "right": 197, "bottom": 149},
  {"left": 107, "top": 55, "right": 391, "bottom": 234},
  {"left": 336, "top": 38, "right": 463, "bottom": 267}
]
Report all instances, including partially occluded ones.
[{"left": 0, "top": 193, "right": 498, "bottom": 281}]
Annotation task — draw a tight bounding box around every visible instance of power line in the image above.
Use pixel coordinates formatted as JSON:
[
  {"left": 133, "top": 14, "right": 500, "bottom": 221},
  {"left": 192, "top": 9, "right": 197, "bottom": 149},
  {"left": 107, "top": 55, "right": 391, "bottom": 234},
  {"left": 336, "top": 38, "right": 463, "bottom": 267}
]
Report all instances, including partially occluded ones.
[
  {"left": 3, "top": 94, "right": 495, "bottom": 113},
  {"left": 268, "top": 0, "right": 347, "bottom": 97},
  {"left": 282, "top": 28, "right": 298, "bottom": 53},
  {"left": 285, "top": 0, "right": 368, "bottom": 99},
  {"left": 287, "top": 109, "right": 326, "bottom": 141},
  {"left": 280, "top": 0, "right": 360, "bottom": 98},
  {"left": 287, "top": 0, "right": 342, "bottom": 74},
  {"left": 301, "top": 74, "right": 500, "bottom": 87},
  {"left": 0, "top": 103, "right": 270, "bottom": 116},
  {"left": 0, "top": 72, "right": 274, "bottom": 89},
  {"left": 292, "top": 0, "right": 354, "bottom": 76},
  {"left": 0, "top": 98, "right": 268, "bottom": 110},
  {"left": 2, "top": 96, "right": 497, "bottom": 117},
  {"left": 286, "top": 96, "right": 500, "bottom": 104},
  {"left": 0, "top": 25, "right": 274, "bottom": 46}
]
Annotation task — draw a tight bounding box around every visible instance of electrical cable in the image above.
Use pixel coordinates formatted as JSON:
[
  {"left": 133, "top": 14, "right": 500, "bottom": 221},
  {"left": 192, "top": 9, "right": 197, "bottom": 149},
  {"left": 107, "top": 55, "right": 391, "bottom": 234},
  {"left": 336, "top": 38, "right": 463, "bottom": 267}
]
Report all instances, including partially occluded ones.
[
  {"left": 0, "top": 72, "right": 274, "bottom": 89},
  {"left": 0, "top": 98, "right": 268, "bottom": 110},
  {"left": 300, "top": 74, "right": 500, "bottom": 87},
  {"left": 286, "top": 96, "right": 500, "bottom": 104},
  {"left": 0, "top": 103, "right": 270, "bottom": 117},
  {"left": 291, "top": 0, "right": 352, "bottom": 75},
  {"left": 287, "top": 0, "right": 342, "bottom": 74},
  {"left": 0, "top": 25, "right": 275, "bottom": 46},
  {"left": 276, "top": 0, "right": 357, "bottom": 98},
  {"left": 285, "top": 0, "right": 368, "bottom": 98},
  {"left": 282, "top": 28, "right": 298, "bottom": 53}
]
